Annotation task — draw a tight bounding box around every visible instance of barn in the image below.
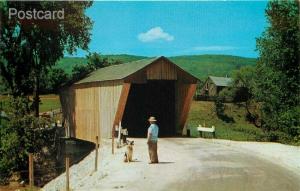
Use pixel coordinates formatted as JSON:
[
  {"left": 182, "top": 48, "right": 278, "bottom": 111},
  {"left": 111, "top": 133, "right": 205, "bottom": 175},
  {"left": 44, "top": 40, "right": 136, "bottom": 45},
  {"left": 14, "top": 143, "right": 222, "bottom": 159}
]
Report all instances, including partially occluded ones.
[
  {"left": 199, "top": 76, "right": 232, "bottom": 97},
  {"left": 60, "top": 56, "right": 199, "bottom": 143}
]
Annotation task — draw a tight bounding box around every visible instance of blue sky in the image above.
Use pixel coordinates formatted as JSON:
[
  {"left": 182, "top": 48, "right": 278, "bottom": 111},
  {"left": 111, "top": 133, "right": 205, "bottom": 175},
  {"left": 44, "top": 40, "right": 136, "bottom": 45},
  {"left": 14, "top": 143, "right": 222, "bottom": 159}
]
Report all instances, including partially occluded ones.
[{"left": 74, "top": 1, "right": 268, "bottom": 58}]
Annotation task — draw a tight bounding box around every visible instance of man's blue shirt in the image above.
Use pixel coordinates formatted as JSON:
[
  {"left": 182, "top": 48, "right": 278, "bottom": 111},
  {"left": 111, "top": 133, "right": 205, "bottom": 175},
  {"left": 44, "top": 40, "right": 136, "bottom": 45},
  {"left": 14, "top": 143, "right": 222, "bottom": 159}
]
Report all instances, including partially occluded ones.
[{"left": 148, "top": 124, "right": 159, "bottom": 142}]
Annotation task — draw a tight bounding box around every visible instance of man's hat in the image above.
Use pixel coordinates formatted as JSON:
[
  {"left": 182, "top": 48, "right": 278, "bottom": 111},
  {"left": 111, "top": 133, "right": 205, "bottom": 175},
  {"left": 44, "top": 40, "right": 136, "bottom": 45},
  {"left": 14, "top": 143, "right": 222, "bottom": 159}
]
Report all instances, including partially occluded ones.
[{"left": 148, "top": 116, "right": 157, "bottom": 122}]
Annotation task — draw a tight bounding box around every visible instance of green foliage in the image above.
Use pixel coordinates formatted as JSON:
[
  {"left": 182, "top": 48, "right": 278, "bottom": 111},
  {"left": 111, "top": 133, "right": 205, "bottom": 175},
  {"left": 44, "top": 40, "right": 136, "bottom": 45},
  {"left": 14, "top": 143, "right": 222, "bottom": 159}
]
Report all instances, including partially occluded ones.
[
  {"left": 71, "top": 64, "right": 92, "bottom": 82},
  {"left": 40, "top": 68, "right": 69, "bottom": 94},
  {"left": 0, "top": 97, "right": 33, "bottom": 183},
  {"left": 0, "top": 1, "right": 93, "bottom": 116},
  {"left": 86, "top": 52, "right": 111, "bottom": 70},
  {"left": 213, "top": 96, "right": 234, "bottom": 123},
  {"left": 214, "top": 96, "right": 225, "bottom": 117},
  {"left": 70, "top": 52, "right": 126, "bottom": 83},
  {"left": 255, "top": 0, "right": 300, "bottom": 137},
  {"left": 0, "top": 97, "right": 56, "bottom": 184},
  {"left": 223, "top": 66, "right": 261, "bottom": 127}
]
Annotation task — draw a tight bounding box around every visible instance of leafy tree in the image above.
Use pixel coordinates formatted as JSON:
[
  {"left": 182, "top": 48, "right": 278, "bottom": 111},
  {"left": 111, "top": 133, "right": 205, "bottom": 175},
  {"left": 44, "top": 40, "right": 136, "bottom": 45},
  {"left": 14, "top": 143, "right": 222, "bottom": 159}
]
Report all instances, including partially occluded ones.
[
  {"left": 0, "top": 97, "right": 54, "bottom": 184},
  {"left": 226, "top": 66, "right": 261, "bottom": 127},
  {"left": 70, "top": 52, "right": 124, "bottom": 83},
  {"left": 71, "top": 64, "right": 92, "bottom": 82},
  {"left": 86, "top": 52, "right": 110, "bottom": 70},
  {"left": 0, "top": 1, "right": 93, "bottom": 116},
  {"left": 40, "top": 68, "right": 69, "bottom": 94},
  {"left": 255, "top": 0, "right": 299, "bottom": 137}
]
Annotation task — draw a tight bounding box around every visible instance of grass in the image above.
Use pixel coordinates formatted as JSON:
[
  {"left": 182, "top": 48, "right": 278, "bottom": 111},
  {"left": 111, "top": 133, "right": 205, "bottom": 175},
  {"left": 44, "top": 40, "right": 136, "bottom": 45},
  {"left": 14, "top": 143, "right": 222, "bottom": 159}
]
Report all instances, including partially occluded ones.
[
  {"left": 38, "top": 95, "right": 61, "bottom": 112},
  {"left": 186, "top": 101, "right": 264, "bottom": 141},
  {"left": 0, "top": 94, "right": 60, "bottom": 113}
]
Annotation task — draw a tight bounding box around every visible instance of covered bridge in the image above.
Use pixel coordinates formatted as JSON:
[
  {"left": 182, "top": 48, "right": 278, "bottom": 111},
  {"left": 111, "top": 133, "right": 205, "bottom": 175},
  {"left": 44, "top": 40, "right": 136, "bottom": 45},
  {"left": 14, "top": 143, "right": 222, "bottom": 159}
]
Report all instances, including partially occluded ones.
[{"left": 60, "top": 56, "right": 199, "bottom": 142}]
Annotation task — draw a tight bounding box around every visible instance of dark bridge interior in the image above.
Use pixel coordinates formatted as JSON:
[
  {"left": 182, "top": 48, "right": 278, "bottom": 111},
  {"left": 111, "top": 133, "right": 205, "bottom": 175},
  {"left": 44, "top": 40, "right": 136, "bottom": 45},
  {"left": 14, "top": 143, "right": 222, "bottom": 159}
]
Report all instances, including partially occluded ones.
[{"left": 122, "top": 80, "right": 175, "bottom": 137}]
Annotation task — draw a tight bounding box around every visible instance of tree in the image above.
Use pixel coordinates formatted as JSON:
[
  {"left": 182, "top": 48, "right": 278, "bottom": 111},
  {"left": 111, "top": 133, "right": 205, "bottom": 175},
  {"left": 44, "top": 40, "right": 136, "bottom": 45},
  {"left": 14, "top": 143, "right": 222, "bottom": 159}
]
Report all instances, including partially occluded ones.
[
  {"left": 0, "top": 1, "right": 93, "bottom": 116},
  {"left": 86, "top": 52, "right": 110, "bottom": 70},
  {"left": 71, "top": 64, "right": 91, "bottom": 82},
  {"left": 70, "top": 52, "right": 124, "bottom": 83},
  {"left": 255, "top": 0, "right": 299, "bottom": 137},
  {"left": 224, "top": 66, "right": 261, "bottom": 127},
  {"left": 40, "top": 68, "right": 69, "bottom": 94}
]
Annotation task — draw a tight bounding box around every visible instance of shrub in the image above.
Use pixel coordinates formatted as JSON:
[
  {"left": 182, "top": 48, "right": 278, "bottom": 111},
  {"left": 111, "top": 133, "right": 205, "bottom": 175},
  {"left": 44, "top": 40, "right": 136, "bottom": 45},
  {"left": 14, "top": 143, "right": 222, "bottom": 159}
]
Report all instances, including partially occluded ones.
[{"left": 0, "top": 97, "right": 52, "bottom": 184}]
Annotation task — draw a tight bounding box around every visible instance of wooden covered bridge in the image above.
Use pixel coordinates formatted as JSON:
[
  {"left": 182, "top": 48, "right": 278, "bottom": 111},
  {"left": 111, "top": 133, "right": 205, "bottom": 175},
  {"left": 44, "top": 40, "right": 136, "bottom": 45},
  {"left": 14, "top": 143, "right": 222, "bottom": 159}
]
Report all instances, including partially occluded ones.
[{"left": 60, "top": 56, "right": 199, "bottom": 143}]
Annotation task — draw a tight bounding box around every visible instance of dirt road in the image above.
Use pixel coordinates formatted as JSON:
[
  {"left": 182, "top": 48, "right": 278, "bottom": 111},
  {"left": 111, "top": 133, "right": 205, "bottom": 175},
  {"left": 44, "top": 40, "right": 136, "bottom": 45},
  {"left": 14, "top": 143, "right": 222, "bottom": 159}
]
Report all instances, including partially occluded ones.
[{"left": 43, "top": 138, "right": 300, "bottom": 191}]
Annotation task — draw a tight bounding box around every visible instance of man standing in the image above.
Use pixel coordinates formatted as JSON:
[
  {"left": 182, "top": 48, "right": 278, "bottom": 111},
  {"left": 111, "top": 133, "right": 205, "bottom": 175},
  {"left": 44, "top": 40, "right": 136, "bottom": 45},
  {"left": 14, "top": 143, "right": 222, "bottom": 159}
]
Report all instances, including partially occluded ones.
[{"left": 147, "top": 116, "right": 159, "bottom": 164}]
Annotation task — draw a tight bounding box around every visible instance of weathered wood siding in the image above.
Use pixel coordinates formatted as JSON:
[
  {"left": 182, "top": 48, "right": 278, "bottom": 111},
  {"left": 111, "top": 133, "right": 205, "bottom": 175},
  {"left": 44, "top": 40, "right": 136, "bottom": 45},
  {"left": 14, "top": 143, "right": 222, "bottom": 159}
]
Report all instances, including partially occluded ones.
[
  {"left": 125, "top": 59, "right": 178, "bottom": 83},
  {"left": 146, "top": 59, "right": 177, "bottom": 80},
  {"left": 98, "top": 81, "right": 123, "bottom": 138},
  {"left": 64, "top": 80, "right": 124, "bottom": 142},
  {"left": 60, "top": 57, "right": 199, "bottom": 141}
]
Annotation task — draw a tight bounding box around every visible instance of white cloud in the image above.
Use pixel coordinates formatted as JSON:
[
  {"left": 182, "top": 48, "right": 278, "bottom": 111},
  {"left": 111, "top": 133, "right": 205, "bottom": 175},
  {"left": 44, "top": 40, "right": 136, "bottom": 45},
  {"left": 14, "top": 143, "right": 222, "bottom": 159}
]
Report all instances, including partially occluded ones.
[
  {"left": 138, "top": 27, "right": 174, "bottom": 42},
  {"left": 193, "top": 46, "right": 237, "bottom": 51}
]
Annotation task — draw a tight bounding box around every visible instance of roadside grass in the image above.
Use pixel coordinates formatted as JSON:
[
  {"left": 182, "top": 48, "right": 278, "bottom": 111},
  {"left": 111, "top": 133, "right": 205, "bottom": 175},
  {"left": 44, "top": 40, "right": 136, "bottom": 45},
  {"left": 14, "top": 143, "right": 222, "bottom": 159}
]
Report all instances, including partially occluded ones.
[{"left": 187, "top": 101, "right": 264, "bottom": 141}]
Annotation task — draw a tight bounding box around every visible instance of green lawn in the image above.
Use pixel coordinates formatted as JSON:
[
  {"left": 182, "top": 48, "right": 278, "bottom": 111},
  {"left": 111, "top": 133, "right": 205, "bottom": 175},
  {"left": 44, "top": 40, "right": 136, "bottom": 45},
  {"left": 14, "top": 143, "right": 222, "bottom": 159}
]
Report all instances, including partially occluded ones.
[{"left": 186, "top": 101, "right": 264, "bottom": 141}]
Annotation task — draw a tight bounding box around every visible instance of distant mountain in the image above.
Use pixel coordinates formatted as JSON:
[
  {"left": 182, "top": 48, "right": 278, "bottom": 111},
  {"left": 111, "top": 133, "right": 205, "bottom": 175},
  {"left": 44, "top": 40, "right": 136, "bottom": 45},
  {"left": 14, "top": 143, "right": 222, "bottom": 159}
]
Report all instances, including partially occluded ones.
[{"left": 55, "top": 54, "right": 257, "bottom": 80}]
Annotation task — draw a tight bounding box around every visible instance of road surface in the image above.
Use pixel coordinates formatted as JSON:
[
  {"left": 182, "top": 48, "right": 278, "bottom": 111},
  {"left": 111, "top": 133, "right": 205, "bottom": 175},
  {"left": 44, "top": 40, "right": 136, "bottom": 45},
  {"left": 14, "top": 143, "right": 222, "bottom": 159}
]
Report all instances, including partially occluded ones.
[{"left": 44, "top": 138, "right": 300, "bottom": 191}]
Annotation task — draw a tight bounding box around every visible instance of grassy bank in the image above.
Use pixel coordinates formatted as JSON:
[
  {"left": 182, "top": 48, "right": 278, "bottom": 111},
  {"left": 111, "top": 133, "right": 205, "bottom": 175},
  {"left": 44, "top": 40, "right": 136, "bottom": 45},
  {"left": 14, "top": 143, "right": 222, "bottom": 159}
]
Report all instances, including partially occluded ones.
[{"left": 186, "top": 101, "right": 264, "bottom": 141}]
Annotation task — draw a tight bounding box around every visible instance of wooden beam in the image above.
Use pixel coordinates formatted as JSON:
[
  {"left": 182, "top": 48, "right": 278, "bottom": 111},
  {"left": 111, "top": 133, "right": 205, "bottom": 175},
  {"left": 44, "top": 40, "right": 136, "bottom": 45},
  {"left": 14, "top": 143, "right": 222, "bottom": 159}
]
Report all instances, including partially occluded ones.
[
  {"left": 178, "top": 84, "right": 197, "bottom": 129},
  {"left": 113, "top": 83, "right": 131, "bottom": 127},
  {"left": 112, "top": 83, "right": 131, "bottom": 154}
]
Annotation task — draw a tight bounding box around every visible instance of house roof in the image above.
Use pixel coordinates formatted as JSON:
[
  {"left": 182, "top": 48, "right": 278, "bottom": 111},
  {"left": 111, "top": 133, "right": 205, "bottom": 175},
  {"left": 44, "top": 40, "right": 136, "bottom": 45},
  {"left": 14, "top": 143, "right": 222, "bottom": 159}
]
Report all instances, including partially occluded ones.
[
  {"left": 75, "top": 56, "right": 198, "bottom": 84},
  {"left": 209, "top": 76, "right": 232, "bottom": 87}
]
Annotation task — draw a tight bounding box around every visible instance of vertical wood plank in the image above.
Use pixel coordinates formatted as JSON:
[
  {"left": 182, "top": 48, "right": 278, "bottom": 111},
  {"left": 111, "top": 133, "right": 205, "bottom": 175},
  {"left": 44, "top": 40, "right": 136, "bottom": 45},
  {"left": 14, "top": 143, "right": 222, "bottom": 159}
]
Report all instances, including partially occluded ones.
[
  {"left": 95, "top": 136, "right": 99, "bottom": 171},
  {"left": 66, "top": 157, "right": 70, "bottom": 191},
  {"left": 29, "top": 153, "right": 34, "bottom": 187}
]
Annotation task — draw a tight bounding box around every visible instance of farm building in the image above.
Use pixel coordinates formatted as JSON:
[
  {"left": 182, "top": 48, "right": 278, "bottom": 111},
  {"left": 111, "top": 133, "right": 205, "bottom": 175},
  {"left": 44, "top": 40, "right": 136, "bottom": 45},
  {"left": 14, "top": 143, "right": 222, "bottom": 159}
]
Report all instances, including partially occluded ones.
[
  {"left": 60, "top": 56, "right": 199, "bottom": 142},
  {"left": 199, "top": 76, "right": 232, "bottom": 97}
]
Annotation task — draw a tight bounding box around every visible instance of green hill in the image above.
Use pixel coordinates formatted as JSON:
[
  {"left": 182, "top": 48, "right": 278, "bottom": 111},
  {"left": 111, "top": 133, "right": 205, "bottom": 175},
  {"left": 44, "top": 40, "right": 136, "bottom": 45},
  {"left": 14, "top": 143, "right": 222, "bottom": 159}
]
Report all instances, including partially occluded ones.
[
  {"left": 55, "top": 54, "right": 256, "bottom": 79},
  {"left": 169, "top": 55, "right": 256, "bottom": 80},
  {"left": 55, "top": 54, "right": 147, "bottom": 74}
]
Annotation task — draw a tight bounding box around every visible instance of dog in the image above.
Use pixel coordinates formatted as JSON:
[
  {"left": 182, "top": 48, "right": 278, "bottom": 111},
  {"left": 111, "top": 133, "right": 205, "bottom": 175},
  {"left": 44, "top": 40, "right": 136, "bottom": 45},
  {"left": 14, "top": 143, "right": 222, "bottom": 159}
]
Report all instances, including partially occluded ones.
[{"left": 124, "top": 141, "right": 134, "bottom": 163}]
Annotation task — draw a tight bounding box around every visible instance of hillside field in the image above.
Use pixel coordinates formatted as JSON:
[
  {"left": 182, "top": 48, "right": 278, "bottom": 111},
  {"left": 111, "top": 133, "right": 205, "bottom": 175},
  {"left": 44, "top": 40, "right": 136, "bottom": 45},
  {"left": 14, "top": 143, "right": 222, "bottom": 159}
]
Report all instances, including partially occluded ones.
[{"left": 55, "top": 54, "right": 256, "bottom": 80}]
